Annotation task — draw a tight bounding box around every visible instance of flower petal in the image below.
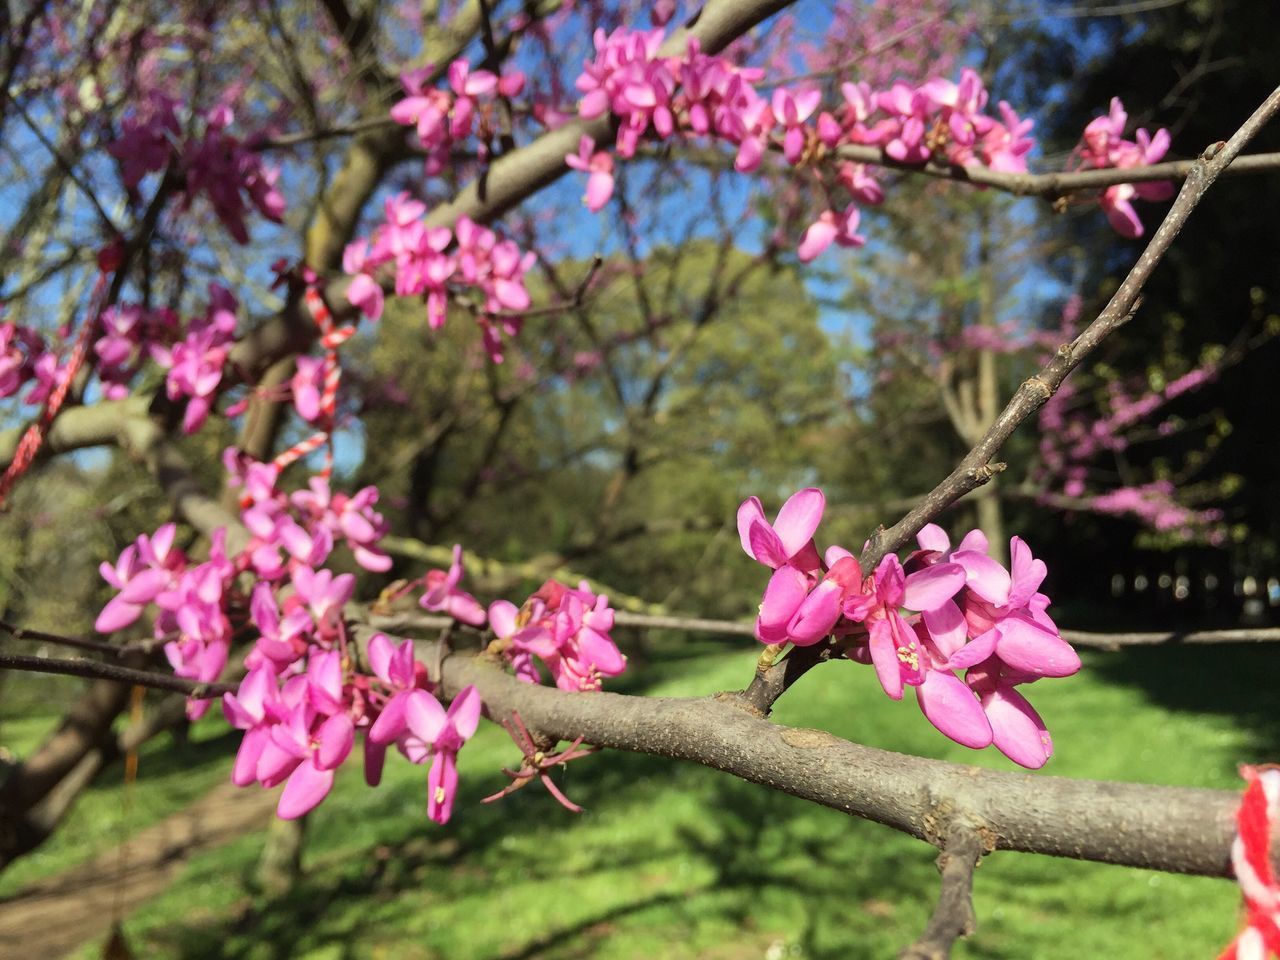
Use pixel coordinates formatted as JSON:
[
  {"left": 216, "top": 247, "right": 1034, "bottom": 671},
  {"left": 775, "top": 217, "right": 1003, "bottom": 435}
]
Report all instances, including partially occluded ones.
[
  {"left": 772, "top": 488, "right": 825, "bottom": 558},
  {"left": 446, "top": 685, "right": 483, "bottom": 740},
  {"left": 916, "top": 670, "right": 993, "bottom": 749},
  {"left": 996, "top": 618, "right": 1081, "bottom": 678},
  {"left": 955, "top": 551, "right": 1011, "bottom": 605},
  {"left": 278, "top": 759, "right": 335, "bottom": 819},
  {"left": 868, "top": 620, "right": 904, "bottom": 700},
  {"left": 903, "top": 562, "right": 965, "bottom": 612},
  {"left": 982, "top": 684, "right": 1053, "bottom": 769},
  {"left": 923, "top": 599, "right": 968, "bottom": 660},
  {"left": 404, "top": 689, "right": 447, "bottom": 743}
]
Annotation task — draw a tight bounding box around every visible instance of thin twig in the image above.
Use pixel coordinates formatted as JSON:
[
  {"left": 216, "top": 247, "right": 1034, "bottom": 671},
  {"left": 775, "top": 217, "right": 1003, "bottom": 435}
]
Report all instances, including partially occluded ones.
[
  {"left": 864, "top": 85, "right": 1280, "bottom": 569},
  {"left": 482, "top": 254, "right": 603, "bottom": 320},
  {"left": 739, "top": 85, "right": 1280, "bottom": 714},
  {"left": 0, "top": 620, "right": 158, "bottom": 658},
  {"left": 900, "top": 827, "right": 987, "bottom": 960},
  {"left": 0, "top": 654, "right": 234, "bottom": 698},
  {"left": 833, "top": 145, "right": 1280, "bottom": 198},
  {"left": 1060, "top": 627, "right": 1280, "bottom": 648}
]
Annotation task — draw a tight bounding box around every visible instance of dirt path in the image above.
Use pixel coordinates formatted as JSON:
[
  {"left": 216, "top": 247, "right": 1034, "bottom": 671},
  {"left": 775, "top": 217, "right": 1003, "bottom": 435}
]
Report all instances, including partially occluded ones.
[{"left": 0, "top": 780, "right": 278, "bottom": 959}]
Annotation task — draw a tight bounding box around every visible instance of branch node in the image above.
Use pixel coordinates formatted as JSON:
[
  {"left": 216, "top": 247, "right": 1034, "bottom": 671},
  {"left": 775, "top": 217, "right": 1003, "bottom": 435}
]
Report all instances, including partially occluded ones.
[
  {"left": 1202, "top": 140, "right": 1227, "bottom": 162},
  {"left": 1024, "top": 375, "right": 1053, "bottom": 401},
  {"left": 899, "top": 826, "right": 987, "bottom": 960},
  {"left": 971, "top": 461, "right": 1005, "bottom": 484}
]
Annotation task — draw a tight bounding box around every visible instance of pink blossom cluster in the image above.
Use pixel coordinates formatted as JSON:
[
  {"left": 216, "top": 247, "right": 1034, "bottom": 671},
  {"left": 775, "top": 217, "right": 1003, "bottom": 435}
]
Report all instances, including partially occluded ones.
[
  {"left": 1071, "top": 97, "right": 1173, "bottom": 238},
  {"left": 94, "top": 522, "right": 236, "bottom": 718},
  {"left": 107, "top": 97, "right": 285, "bottom": 244},
  {"left": 1088, "top": 482, "right": 1226, "bottom": 545},
  {"left": 0, "top": 322, "right": 52, "bottom": 402},
  {"left": 223, "top": 633, "right": 483, "bottom": 824},
  {"left": 829, "top": 70, "right": 1034, "bottom": 172},
  {"left": 739, "top": 488, "right": 1080, "bottom": 768},
  {"left": 342, "top": 193, "right": 536, "bottom": 362},
  {"left": 225, "top": 449, "right": 393, "bottom": 577},
  {"left": 149, "top": 285, "right": 240, "bottom": 434},
  {"left": 571, "top": 30, "right": 1036, "bottom": 262},
  {"left": 95, "top": 304, "right": 178, "bottom": 399},
  {"left": 420, "top": 544, "right": 486, "bottom": 625},
  {"left": 1035, "top": 353, "right": 1226, "bottom": 542},
  {"left": 4, "top": 289, "right": 235, "bottom": 425},
  {"left": 390, "top": 60, "right": 527, "bottom": 175},
  {"left": 97, "top": 499, "right": 629, "bottom": 821},
  {"left": 93, "top": 498, "right": 468, "bottom": 820},
  {"left": 489, "top": 578, "right": 626, "bottom": 692}
]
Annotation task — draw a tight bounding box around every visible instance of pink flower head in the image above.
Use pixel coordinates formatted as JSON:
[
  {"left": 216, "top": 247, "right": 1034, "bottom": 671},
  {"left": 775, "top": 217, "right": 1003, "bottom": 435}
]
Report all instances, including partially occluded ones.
[
  {"left": 489, "top": 599, "right": 556, "bottom": 684},
  {"left": 565, "top": 135, "right": 616, "bottom": 212},
  {"left": 420, "top": 544, "right": 487, "bottom": 625},
  {"left": 770, "top": 87, "right": 821, "bottom": 165},
  {"left": 259, "top": 701, "right": 355, "bottom": 819},
  {"left": 401, "top": 685, "right": 482, "bottom": 823},
  {"left": 797, "top": 205, "right": 866, "bottom": 263},
  {"left": 844, "top": 554, "right": 966, "bottom": 700},
  {"left": 291, "top": 566, "right": 355, "bottom": 635},
  {"left": 96, "top": 523, "right": 185, "bottom": 633},
  {"left": 737, "top": 487, "right": 824, "bottom": 572},
  {"left": 292, "top": 355, "right": 325, "bottom": 423},
  {"left": 245, "top": 582, "right": 313, "bottom": 673},
  {"left": 223, "top": 664, "right": 288, "bottom": 785}
]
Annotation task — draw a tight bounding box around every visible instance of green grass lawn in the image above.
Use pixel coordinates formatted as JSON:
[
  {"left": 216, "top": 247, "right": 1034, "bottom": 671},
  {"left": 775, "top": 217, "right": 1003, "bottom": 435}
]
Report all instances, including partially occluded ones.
[{"left": 6, "top": 638, "right": 1275, "bottom": 960}]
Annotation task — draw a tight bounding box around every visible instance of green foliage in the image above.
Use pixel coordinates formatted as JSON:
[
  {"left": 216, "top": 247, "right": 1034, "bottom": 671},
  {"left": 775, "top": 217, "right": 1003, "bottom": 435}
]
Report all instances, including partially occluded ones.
[{"left": 353, "top": 241, "right": 849, "bottom": 613}]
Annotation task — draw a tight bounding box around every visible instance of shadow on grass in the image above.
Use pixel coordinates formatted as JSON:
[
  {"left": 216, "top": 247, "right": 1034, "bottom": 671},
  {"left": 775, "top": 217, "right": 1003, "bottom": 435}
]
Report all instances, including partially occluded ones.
[
  {"left": 1089, "top": 644, "right": 1280, "bottom": 756},
  {"left": 91, "top": 727, "right": 244, "bottom": 789},
  {"left": 154, "top": 730, "right": 936, "bottom": 960}
]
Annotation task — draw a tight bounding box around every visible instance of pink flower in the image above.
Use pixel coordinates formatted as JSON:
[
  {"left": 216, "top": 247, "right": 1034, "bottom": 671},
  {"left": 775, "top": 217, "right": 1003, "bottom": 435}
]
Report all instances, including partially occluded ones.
[
  {"left": 223, "top": 665, "right": 288, "bottom": 786},
  {"left": 565, "top": 135, "right": 616, "bottom": 212},
  {"left": 366, "top": 633, "right": 432, "bottom": 782},
  {"left": 258, "top": 701, "right": 355, "bottom": 819},
  {"left": 797, "top": 204, "right": 866, "bottom": 263},
  {"left": 96, "top": 523, "right": 185, "bottom": 633},
  {"left": 843, "top": 555, "right": 967, "bottom": 700},
  {"left": 1073, "top": 97, "right": 1173, "bottom": 237},
  {"left": 292, "top": 355, "right": 325, "bottom": 423},
  {"left": 737, "top": 487, "right": 824, "bottom": 572},
  {"left": 343, "top": 240, "right": 385, "bottom": 321},
  {"left": 401, "top": 686, "right": 482, "bottom": 823},
  {"left": 292, "top": 566, "right": 356, "bottom": 635},
  {"left": 493, "top": 581, "right": 626, "bottom": 691},
  {"left": 420, "top": 544, "right": 487, "bottom": 625},
  {"left": 489, "top": 599, "right": 556, "bottom": 684},
  {"left": 770, "top": 87, "right": 821, "bottom": 165}
]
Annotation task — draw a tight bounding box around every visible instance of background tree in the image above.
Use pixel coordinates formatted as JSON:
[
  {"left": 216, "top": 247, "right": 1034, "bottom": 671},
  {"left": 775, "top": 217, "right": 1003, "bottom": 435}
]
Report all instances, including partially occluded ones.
[{"left": 0, "top": 2, "right": 1277, "bottom": 957}]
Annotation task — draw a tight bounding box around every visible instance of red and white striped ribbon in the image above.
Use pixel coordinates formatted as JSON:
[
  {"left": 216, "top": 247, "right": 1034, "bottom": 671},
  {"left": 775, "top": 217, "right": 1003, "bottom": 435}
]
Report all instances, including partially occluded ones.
[
  {"left": 272, "top": 285, "right": 356, "bottom": 479},
  {"left": 0, "top": 265, "right": 112, "bottom": 508},
  {"left": 1219, "top": 766, "right": 1280, "bottom": 960}
]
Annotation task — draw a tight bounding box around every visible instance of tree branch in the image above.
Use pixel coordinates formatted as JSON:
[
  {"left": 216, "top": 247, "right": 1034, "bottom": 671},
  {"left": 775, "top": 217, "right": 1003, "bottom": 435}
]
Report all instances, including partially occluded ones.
[
  {"left": 0, "top": 655, "right": 233, "bottom": 700},
  {"left": 899, "top": 827, "right": 987, "bottom": 960},
  {"left": 833, "top": 145, "right": 1280, "bottom": 199},
  {"left": 10, "top": 637, "right": 1273, "bottom": 879},
  {"left": 861, "top": 84, "right": 1280, "bottom": 570}
]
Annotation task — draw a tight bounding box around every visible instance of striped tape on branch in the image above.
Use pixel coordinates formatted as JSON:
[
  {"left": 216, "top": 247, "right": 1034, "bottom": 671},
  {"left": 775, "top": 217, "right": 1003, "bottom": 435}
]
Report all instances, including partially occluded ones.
[
  {"left": 272, "top": 284, "right": 355, "bottom": 479},
  {"left": 1219, "top": 766, "right": 1280, "bottom": 959},
  {"left": 0, "top": 243, "right": 120, "bottom": 508}
]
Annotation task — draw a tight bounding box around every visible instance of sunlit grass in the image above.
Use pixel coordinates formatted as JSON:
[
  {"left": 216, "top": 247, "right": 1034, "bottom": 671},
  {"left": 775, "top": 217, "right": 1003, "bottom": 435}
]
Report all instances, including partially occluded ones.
[{"left": 9, "top": 640, "right": 1272, "bottom": 959}]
